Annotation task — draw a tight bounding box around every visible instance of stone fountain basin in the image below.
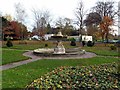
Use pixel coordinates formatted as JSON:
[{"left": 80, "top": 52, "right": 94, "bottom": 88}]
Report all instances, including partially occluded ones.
[
  {"left": 33, "top": 48, "right": 54, "bottom": 54},
  {"left": 33, "top": 48, "right": 85, "bottom": 57}
]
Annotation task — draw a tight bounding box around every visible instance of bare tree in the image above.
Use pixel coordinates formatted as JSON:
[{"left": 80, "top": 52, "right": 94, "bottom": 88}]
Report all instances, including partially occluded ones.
[
  {"left": 92, "top": 1, "right": 117, "bottom": 20},
  {"left": 92, "top": 1, "right": 118, "bottom": 41},
  {"left": 14, "top": 3, "right": 27, "bottom": 23},
  {"left": 75, "top": 0, "right": 86, "bottom": 35},
  {"left": 32, "top": 8, "right": 51, "bottom": 39},
  {"left": 55, "top": 17, "right": 65, "bottom": 29},
  {"left": 55, "top": 17, "right": 74, "bottom": 35},
  {"left": 14, "top": 3, "right": 27, "bottom": 40}
]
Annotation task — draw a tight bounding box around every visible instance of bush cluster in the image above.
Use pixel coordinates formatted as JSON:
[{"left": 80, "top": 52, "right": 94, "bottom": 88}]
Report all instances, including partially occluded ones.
[
  {"left": 26, "top": 63, "right": 119, "bottom": 89},
  {"left": 70, "top": 38, "right": 76, "bottom": 46},
  {"left": 110, "top": 45, "right": 117, "bottom": 50},
  {"left": 6, "top": 40, "right": 13, "bottom": 47},
  {"left": 70, "top": 41, "right": 76, "bottom": 46},
  {"left": 87, "top": 41, "right": 94, "bottom": 47}
]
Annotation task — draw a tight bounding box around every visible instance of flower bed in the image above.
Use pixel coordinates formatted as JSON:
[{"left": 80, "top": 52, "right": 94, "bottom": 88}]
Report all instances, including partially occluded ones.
[{"left": 26, "top": 63, "right": 120, "bottom": 89}]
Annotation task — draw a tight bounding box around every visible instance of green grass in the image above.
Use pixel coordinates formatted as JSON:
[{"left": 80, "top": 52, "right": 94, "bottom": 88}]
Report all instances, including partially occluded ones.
[
  {"left": 82, "top": 46, "right": 118, "bottom": 56},
  {"left": 3, "top": 44, "right": 46, "bottom": 50},
  {"left": 1, "top": 41, "right": 119, "bottom": 89},
  {"left": 2, "top": 41, "right": 78, "bottom": 50},
  {"left": 2, "top": 57, "right": 119, "bottom": 88},
  {"left": 2, "top": 49, "right": 29, "bottom": 65}
]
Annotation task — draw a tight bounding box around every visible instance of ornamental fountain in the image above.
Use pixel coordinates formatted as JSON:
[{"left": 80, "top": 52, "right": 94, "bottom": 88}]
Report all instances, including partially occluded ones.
[
  {"left": 52, "top": 31, "right": 65, "bottom": 54},
  {"left": 33, "top": 31, "right": 85, "bottom": 57}
]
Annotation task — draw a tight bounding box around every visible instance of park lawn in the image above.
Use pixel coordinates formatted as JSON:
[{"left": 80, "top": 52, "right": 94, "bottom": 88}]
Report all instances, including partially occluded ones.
[
  {"left": 2, "top": 41, "right": 55, "bottom": 50},
  {"left": 2, "top": 41, "right": 79, "bottom": 50},
  {"left": 0, "top": 48, "right": 2, "bottom": 65},
  {"left": 2, "top": 49, "right": 29, "bottom": 65},
  {"left": 2, "top": 56, "right": 119, "bottom": 88},
  {"left": 82, "top": 46, "right": 118, "bottom": 56},
  {"left": 3, "top": 44, "right": 44, "bottom": 50}
]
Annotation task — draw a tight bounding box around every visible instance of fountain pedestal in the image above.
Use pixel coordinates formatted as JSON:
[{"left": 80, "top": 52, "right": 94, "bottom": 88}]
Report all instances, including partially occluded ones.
[
  {"left": 51, "top": 31, "right": 66, "bottom": 54},
  {"left": 54, "top": 41, "right": 65, "bottom": 54}
]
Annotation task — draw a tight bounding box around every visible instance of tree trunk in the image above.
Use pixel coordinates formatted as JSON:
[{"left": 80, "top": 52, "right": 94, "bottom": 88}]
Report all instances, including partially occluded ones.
[{"left": 105, "top": 33, "right": 108, "bottom": 43}]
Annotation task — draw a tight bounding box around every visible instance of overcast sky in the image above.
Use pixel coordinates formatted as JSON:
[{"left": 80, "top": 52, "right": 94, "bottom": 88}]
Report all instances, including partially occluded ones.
[
  {"left": 0, "top": 0, "right": 119, "bottom": 32},
  {"left": 0, "top": 0, "right": 97, "bottom": 18}
]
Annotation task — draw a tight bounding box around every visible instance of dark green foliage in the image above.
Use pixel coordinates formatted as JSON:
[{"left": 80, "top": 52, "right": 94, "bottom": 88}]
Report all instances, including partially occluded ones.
[
  {"left": 70, "top": 41, "right": 76, "bottom": 46},
  {"left": 87, "top": 41, "right": 94, "bottom": 47},
  {"left": 6, "top": 40, "right": 13, "bottom": 47},
  {"left": 26, "top": 63, "right": 119, "bottom": 89},
  {"left": 70, "top": 38, "right": 76, "bottom": 46},
  {"left": 84, "top": 12, "right": 102, "bottom": 26},
  {"left": 82, "top": 41, "right": 85, "bottom": 46},
  {"left": 68, "top": 38, "right": 75, "bottom": 41},
  {"left": 45, "top": 44, "right": 48, "bottom": 47}
]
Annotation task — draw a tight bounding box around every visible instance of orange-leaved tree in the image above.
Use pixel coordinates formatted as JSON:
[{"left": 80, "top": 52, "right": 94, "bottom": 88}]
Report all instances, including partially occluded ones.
[{"left": 99, "top": 16, "right": 113, "bottom": 42}]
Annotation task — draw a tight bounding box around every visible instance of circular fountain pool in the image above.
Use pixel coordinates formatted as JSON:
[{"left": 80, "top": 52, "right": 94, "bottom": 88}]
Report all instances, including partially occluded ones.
[{"left": 33, "top": 47, "right": 85, "bottom": 57}]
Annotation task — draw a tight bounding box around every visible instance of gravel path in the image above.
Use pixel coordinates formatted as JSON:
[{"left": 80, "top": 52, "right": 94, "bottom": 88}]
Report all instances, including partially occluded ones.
[{"left": 0, "top": 51, "right": 97, "bottom": 71}]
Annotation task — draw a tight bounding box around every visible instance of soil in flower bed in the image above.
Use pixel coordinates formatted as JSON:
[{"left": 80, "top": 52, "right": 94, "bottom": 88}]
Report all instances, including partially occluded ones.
[{"left": 26, "top": 63, "right": 120, "bottom": 90}]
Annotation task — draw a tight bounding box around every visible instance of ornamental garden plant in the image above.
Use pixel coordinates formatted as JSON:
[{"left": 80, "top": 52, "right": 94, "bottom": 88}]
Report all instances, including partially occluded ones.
[{"left": 26, "top": 63, "right": 120, "bottom": 89}]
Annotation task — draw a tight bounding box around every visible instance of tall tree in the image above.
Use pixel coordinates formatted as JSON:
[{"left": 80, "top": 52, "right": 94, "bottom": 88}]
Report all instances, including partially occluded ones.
[
  {"left": 1, "top": 17, "right": 10, "bottom": 40},
  {"left": 55, "top": 17, "right": 74, "bottom": 35},
  {"left": 14, "top": 3, "right": 27, "bottom": 40},
  {"left": 46, "top": 23, "right": 52, "bottom": 34},
  {"left": 99, "top": 16, "right": 113, "bottom": 42},
  {"left": 84, "top": 12, "right": 102, "bottom": 26},
  {"left": 93, "top": 1, "right": 117, "bottom": 20},
  {"left": 32, "top": 8, "right": 51, "bottom": 39},
  {"left": 14, "top": 3, "right": 27, "bottom": 23},
  {"left": 63, "top": 18, "right": 74, "bottom": 35},
  {"left": 4, "top": 14, "right": 13, "bottom": 21},
  {"left": 84, "top": 12, "right": 102, "bottom": 36},
  {"left": 55, "top": 17, "right": 65, "bottom": 29},
  {"left": 75, "top": 0, "right": 86, "bottom": 35}
]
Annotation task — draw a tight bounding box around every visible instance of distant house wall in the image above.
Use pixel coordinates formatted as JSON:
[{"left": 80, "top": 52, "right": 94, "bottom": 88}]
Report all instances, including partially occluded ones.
[
  {"left": 44, "top": 34, "right": 54, "bottom": 40},
  {"left": 82, "top": 35, "right": 93, "bottom": 42}
]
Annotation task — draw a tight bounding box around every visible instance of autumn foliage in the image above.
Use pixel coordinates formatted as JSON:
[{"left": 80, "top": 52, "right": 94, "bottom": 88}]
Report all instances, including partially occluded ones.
[
  {"left": 99, "top": 16, "right": 113, "bottom": 41},
  {"left": 1, "top": 17, "right": 28, "bottom": 40}
]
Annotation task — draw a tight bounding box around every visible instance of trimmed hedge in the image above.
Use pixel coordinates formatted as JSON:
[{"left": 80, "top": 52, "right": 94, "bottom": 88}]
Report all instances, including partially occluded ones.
[
  {"left": 87, "top": 41, "right": 94, "bottom": 47},
  {"left": 6, "top": 40, "right": 13, "bottom": 47}
]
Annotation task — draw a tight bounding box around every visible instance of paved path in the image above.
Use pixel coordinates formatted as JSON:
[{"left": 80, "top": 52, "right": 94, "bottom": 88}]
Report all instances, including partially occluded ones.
[
  {"left": 0, "top": 51, "right": 42, "bottom": 71},
  {"left": 0, "top": 51, "right": 97, "bottom": 71}
]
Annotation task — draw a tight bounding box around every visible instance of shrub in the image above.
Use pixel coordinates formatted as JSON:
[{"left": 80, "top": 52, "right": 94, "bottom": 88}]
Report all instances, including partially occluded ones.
[
  {"left": 82, "top": 41, "right": 85, "bottom": 47},
  {"left": 45, "top": 44, "right": 48, "bottom": 47},
  {"left": 6, "top": 40, "right": 13, "bottom": 47},
  {"left": 70, "top": 41, "right": 76, "bottom": 46},
  {"left": 110, "top": 45, "right": 117, "bottom": 50},
  {"left": 69, "top": 38, "right": 76, "bottom": 42},
  {"left": 87, "top": 41, "right": 94, "bottom": 47},
  {"left": 70, "top": 38, "right": 76, "bottom": 46}
]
